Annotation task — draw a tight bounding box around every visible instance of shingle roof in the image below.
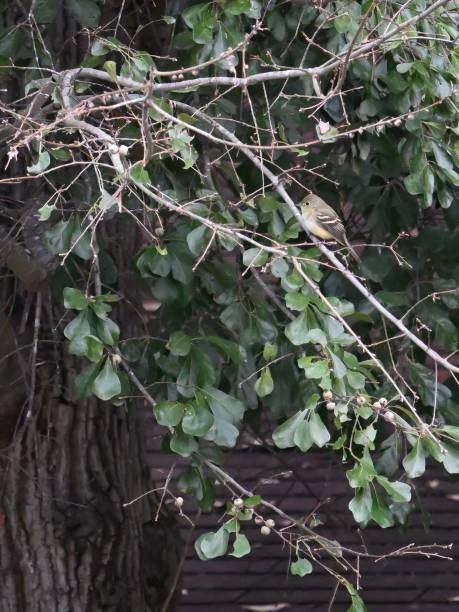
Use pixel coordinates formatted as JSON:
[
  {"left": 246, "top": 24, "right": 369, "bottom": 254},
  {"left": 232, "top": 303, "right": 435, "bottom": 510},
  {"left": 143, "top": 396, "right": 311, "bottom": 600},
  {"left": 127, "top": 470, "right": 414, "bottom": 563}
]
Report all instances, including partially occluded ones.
[{"left": 146, "top": 429, "right": 459, "bottom": 611}]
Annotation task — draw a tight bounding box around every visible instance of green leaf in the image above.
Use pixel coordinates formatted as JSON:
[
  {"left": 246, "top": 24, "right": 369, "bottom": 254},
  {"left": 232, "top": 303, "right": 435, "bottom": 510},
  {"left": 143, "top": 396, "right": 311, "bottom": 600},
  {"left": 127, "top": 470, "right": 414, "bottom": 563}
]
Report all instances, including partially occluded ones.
[
  {"left": 407, "top": 362, "right": 452, "bottom": 407},
  {"left": 63, "top": 287, "right": 88, "bottom": 310},
  {"left": 204, "top": 387, "right": 245, "bottom": 447},
  {"left": 182, "top": 401, "right": 214, "bottom": 437},
  {"left": 223, "top": 518, "right": 239, "bottom": 534},
  {"left": 136, "top": 246, "right": 170, "bottom": 278},
  {"left": 422, "top": 166, "right": 435, "bottom": 207},
  {"left": 230, "top": 533, "right": 251, "bottom": 558},
  {"left": 282, "top": 271, "right": 304, "bottom": 291},
  {"left": 442, "top": 443, "right": 459, "bottom": 474},
  {"left": 129, "top": 165, "right": 151, "bottom": 184},
  {"left": 440, "top": 425, "right": 459, "bottom": 441},
  {"left": 309, "top": 412, "right": 330, "bottom": 448},
  {"left": 92, "top": 358, "right": 121, "bottom": 401},
  {"left": 225, "top": 0, "right": 251, "bottom": 15},
  {"left": 334, "top": 13, "right": 353, "bottom": 33},
  {"left": 205, "top": 417, "right": 240, "bottom": 447},
  {"left": 205, "top": 387, "right": 245, "bottom": 424},
  {"left": 285, "top": 312, "right": 310, "bottom": 345},
  {"left": 202, "top": 336, "right": 246, "bottom": 364},
  {"left": 74, "top": 361, "right": 101, "bottom": 399},
  {"left": 187, "top": 225, "right": 210, "bottom": 256},
  {"left": 440, "top": 166, "right": 459, "bottom": 186},
  {"left": 178, "top": 466, "right": 214, "bottom": 511},
  {"left": 242, "top": 248, "right": 268, "bottom": 268},
  {"left": 182, "top": 3, "right": 215, "bottom": 44},
  {"left": 396, "top": 62, "right": 413, "bottom": 74},
  {"left": 49, "top": 148, "right": 70, "bottom": 163},
  {"left": 346, "top": 369, "right": 366, "bottom": 389},
  {"left": 434, "top": 318, "right": 458, "bottom": 351},
  {"left": 170, "top": 428, "right": 199, "bottom": 457},
  {"left": 293, "top": 420, "right": 313, "bottom": 452},
  {"left": 96, "top": 317, "right": 120, "bottom": 346},
  {"left": 370, "top": 490, "right": 394, "bottom": 528},
  {"left": 316, "top": 123, "right": 339, "bottom": 142},
  {"left": 286, "top": 292, "right": 309, "bottom": 311},
  {"left": 330, "top": 351, "right": 347, "bottom": 379},
  {"left": 45, "top": 216, "right": 92, "bottom": 261},
  {"left": 33, "top": 0, "right": 59, "bottom": 23},
  {"left": 285, "top": 312, "right": 327, "bottom": 347},
  {"left": 345, "top": 582, "right": 367, "bottom": 612},
  {"left": 84, "top": 335, "right": 104, "bottom": 363},
  {"left": 271, "top": 258, "right": 289, "bottom": 278},
  {"left": 244, "top": 495, "right": 261, "bottom": 508},
  {"left": 290, "top": 557, "right": 313, "bottom": 577},
  {"left": 66, "top": 0, "right": 101, "bottom": 27},
  {"left": 376, "top": 476, "right": 411, "bottom": 503},
  {"left": 167, "top": 331, "right": 192, "bottom": 356},
  {"left": 404, "top": 172, "right": 424, "bottom": 195},
  {"left": 154, "top": 401, "right": 185, "bottom": 427},
  {"left": 91, "top": 40, "right": 109, "bottom": 56},
  {"left": 254, "top": 367, "right": 274, "bottom": 398},
  {"left": 170, "top": 253, "right": 193, "bottom": 284},
  {"left": 402, "top": 439, "right": 426, "bottom": 478},
  {"left": 297, "top": 357, "right": 329, "bottom": 380},
  {"left": 27, "top": 150, "right": 50, "bottom": 174},
  {"left": 37, "top": 203, "right": 56, "bottom": 221},
  {"left": 346, "top": 455, "right": 376, "bottom": 488},
  {"left": 195, "top": 527, "right": 229, "bottom": 560},
  {"left": 349, "top": 486, "right": 372, "bottom": 524},
  {"left": 64, "top": 311, "right": 90, "bottom": 354},
  {"left": 103, "top": 60, "right": 117, "bottom": 81},
  {"left": 272, "top": 409, "right": 307, "bottom": 449},
  {"left": 263, "top": 342, "right": 278, "bottom": 361},
  {"left": 354, "top": 424, "right": 377, "bottom": 448},
  {"left": 430, "top": 141, "right": 454, "bottom": 170}
]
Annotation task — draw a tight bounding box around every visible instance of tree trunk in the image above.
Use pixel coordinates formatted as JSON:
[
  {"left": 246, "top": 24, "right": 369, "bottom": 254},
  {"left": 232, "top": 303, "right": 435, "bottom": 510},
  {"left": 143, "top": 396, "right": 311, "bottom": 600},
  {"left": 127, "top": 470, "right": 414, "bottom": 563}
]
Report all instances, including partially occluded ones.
[{"left": 0, "top": 396, "right": 180, "bottom": 612}]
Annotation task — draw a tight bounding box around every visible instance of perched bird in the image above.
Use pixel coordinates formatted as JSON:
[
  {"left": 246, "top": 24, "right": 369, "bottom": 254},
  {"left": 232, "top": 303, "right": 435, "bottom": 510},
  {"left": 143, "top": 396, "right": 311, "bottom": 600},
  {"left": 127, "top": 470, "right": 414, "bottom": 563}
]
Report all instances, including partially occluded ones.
[{"left": 300, "top": 193, "right": 360, "bottom": 262}]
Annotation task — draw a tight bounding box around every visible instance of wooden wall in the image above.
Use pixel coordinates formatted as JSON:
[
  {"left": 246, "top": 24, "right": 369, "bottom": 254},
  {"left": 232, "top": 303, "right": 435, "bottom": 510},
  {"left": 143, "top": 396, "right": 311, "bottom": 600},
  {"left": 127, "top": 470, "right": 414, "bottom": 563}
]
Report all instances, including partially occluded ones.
[{"left": 146, "top": 425, "right": 459, "bottom": 611}]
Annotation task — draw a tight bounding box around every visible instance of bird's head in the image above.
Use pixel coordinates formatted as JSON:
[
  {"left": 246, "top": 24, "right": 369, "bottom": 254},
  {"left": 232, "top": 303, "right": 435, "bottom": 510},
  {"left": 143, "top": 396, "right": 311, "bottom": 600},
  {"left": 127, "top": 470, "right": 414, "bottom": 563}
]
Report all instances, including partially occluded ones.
[{"left": 300, "top": 193, "right": 321, "bottom": 214}]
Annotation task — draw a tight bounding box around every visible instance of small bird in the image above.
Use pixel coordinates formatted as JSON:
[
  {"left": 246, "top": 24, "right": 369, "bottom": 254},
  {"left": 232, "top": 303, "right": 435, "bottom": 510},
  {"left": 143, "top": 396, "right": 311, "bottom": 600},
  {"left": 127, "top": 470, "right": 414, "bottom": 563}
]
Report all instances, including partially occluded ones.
[{"left": 300, "top": 193, "right": 360, "bottom": 262}]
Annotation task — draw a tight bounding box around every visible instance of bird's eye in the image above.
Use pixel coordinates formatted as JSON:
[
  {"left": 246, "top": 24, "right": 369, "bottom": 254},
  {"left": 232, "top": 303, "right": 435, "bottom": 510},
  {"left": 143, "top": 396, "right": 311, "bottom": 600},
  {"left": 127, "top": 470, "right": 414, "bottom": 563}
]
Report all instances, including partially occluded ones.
[{"left": 305, "top": 202, "right": 310, "bottom": 206}]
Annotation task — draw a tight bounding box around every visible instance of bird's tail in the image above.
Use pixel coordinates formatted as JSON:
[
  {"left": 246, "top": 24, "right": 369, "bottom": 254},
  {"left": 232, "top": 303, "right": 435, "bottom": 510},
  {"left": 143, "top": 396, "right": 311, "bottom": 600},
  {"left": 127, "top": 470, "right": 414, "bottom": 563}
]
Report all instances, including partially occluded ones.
[{"left": 345, "top": 238, "right": 361, "bottom": 263}]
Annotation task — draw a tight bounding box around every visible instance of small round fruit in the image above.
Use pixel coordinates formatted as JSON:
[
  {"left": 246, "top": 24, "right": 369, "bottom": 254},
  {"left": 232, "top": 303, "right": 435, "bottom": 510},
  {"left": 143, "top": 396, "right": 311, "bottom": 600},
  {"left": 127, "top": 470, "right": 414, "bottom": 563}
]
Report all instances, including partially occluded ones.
[
  {"left": 233, "top": 498, "right": 244, "bottom": 509},
  {"left": 174, "top": 497, "right": 184, "bottom": 509},
  {"left": 260, "top": 525, "right": 271, "bottom": 536}
]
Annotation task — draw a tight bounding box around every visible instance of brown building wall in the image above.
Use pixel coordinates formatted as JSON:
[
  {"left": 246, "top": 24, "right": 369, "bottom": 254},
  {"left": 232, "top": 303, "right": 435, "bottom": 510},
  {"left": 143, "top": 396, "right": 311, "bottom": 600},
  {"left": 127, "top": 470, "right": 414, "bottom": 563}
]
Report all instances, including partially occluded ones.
[{"left": 146, "top": 429, "right": 459, "bottom": 612}]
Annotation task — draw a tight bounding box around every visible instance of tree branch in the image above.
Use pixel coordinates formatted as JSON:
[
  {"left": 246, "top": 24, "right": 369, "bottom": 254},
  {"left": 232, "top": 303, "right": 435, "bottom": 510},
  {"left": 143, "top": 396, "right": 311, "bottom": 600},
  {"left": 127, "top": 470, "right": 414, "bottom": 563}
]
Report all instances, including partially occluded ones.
[
  {"left": 75, "top": 0, "right": 450, "bottom": 95},
  {"left": 171, "top": 101, "right": 459, "bottom": 376}
]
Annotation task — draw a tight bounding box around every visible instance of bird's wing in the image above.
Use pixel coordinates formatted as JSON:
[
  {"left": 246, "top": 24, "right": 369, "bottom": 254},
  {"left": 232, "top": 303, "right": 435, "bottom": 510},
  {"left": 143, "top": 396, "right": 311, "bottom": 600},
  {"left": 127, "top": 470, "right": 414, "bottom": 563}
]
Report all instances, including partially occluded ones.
[{"left": 315, "top": 212, "right": 347, "bottom": 246}]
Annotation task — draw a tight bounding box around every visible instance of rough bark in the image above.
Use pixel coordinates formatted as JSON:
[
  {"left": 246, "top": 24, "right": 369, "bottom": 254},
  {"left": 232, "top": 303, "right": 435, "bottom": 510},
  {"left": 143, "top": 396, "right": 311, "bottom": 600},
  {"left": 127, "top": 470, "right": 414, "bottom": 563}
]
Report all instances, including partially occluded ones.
[
  {"left": 0, "top": 208, "right": 180, "bottom": 611},
  {"left": 0, "top": 397, "right": 180, "bottom": 612}
]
